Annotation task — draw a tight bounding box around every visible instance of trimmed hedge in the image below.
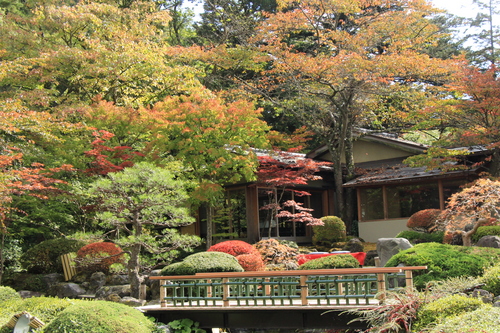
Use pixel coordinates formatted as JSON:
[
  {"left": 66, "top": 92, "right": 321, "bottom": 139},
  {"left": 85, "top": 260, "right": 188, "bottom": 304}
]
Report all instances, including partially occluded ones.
[
  {"left": 406, "top": 209, "right": 441, "bottom": 231},
  {"left": 395, "top": 230, "right": 444, "bottom": 244},
  {"left": 312, "top": 216, "right": 346, "bottom": 246},
  {"left": 20, "top": 238, "right": 86, "bottom": 274},
  {"left": 299, "top": 254, "right": 360, "bottom": 270},
  {"left": 42, "top": 301, "right": 155, "bottom": 333},
  {"left": 0, "top": 287, "right": 19, "bottom": 303},
  {"left": 414, "top": 294, "right": 485, "bottom": 332},
  {"left": 236, "top": 253, "right": 265, "bottom": 271},
  {"left": 161, "top": 251, "right": 244, "bottom": 275},
  {"left": 385, "top": 243, "right": 500, "bottom": 289},
  {"left": 208, "top": 240, "right": 259, "bottom": 257},
  {"left": 472, "top": 226, "right": 500, "bottom": 243}
]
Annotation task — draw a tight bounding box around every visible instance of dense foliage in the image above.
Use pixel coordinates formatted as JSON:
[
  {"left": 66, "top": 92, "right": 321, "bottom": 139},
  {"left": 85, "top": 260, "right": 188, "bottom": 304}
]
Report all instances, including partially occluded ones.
[
  {"left": 253, "top": 238, "right": 298, "bottom": 269},
  {"left": 161, "top": 252, "right": 244, "bottom": 275},
  {"left": 312, "top": 216, "right": 347, "bottom": 246},
  {"left": 235, "top": 253, "right": 265, "bottom": 271},
  {"left": 406, "top": 209, "right": 442, "bottom": 232},
  {"left": 395, "top": 230, "right": 445, "bottom": 244},
  {"left": 208, "top": 240, "right": 259, "bottom": 257},
  {"left": 385, "top": 243, "right": 500, "bottom": 289},
  {"left": 299, "top": 254, "right": 360, "bottom": 270},
  {"left": 75, "top": 242, "right": 125, "bottom": 273}
]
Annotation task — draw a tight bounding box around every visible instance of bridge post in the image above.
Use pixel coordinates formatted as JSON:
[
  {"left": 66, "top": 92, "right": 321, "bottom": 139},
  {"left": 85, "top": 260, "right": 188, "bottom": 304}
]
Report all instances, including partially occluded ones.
[
  {"left": 223, "top": 278, "right": 229, "bottom": 307},
  {"left": 405, "top": 270, "right": 414, "bottom": 290},
  {"left": 160, "top": 280, "right": 167, "bottom": 308},
  {"left": 300, "top": 275, "right": 308, "bottom": 305},
  {"left": 376, "top": 273, "right": 386, "bottom": 301}
]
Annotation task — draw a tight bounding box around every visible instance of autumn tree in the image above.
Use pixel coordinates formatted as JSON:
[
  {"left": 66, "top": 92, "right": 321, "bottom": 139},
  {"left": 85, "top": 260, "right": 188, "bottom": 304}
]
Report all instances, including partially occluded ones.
[
  {"left": 84, "top": 161, "right": 201, "bottom": 299},
  {"left": 256, "top": 152, "right": 328, "bottom": 237},
  {"left": 150, "top": 91, "right": 269, "bottom": 247},
  {"left": 438, "top": 178, "right": 500, "bottom": 246},
  {"left": 228, "top": 0, "right": 457, "bottom": 225}
]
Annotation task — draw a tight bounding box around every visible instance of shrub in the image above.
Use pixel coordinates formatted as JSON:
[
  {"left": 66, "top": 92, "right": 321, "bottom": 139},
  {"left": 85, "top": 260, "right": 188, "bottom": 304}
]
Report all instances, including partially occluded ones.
[
  {"left": 0, "top": 287, "right": 19, "bottom": 303},
  {"left": 20, "top": 238, "right": 86, "bottom": 274},
  {"left": 472, "top": 226, "right": 500, "bottom": 243},
  {"left": 253, "top": 238, "right": 298, "bottom": 268},
  {"left": 236, "top": 253, "right": 265, "bottom": 271},
  {"left": 43, "top": 300, "right": 155, "bottom": 333},
  {"left": 299, "top": 254, "right": 360, "bottom": 270},
  {"left": 385, "top": 243, "right": 500, "bottom": 289},
  {"left": 161, "top": 252, "right": 244, "bottom": 275},
  {"left": 414, "top": 294, "right": 485, "bottom": 331},
  {"left": 407, "top": 209, "right": 442, "bottom": 232},
  {"left": 428, "top": 306, "right": 500, "bottom": 333},
  {"left": 312, "top": 216, "right": 346, "bottom": 246},
  {"left": 342, "top": 238, "right": 364, "bottom": 252},
  {"left": 0, "top": 296, "right": 79, "bottom": 330},
  {"left": 481, "top": 264, "right": 500, "bottom": 295},
  {"left": 395, "top": 230, "right": 444, "bottom": 244},
  {"left": 76, "top": 242, "right": 125, "bottom": 273},
  {"left": 208, "top": 240, "right": 259, "bottom": 257}
]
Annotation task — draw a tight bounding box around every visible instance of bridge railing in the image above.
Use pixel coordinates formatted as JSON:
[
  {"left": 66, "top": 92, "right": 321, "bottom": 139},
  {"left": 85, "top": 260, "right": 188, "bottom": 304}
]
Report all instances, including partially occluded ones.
[{"left": 150, "top": 266, "right": 427, "bottom": 308}]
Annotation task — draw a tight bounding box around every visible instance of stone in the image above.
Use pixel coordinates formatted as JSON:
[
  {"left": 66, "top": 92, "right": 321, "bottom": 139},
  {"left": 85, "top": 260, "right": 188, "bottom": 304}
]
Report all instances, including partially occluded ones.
[
  {"left": 42, "top": 273, "right": 64, "bottom": 289},
  {"left": 120, "top": 296, "right": 147, "bottom": 307},
  {"left": 17, "top": 290, "right": 44, "bottom": 299},
  {"left": 342, "top": 238, "right": 364, "bottom": 253},
  {"left": 475, "top": 236, "right": 500, "bottom": 248},
  {"left": 472, "top": 289, "right": 494, "bottom": 303},
  {"left": 105, "top": 294, "right": 122, "bottom": 302},
  {"left": 89, "top": 272, "right": 107, "bottom": 292},
  {"left": 95, "top": 284, "right": 131, "bottom": 299},
  {"left": 47, "top": 283, "right": 87, "bottom": 298},
  {"left": 376, "top": 238, "right": 413, "bottom": 267},
  {"left": 107, "top": 274, "right": 129, "bottom": 285},
  {"left": 363, "top": 250, "right": 378, "bottom": 267}
]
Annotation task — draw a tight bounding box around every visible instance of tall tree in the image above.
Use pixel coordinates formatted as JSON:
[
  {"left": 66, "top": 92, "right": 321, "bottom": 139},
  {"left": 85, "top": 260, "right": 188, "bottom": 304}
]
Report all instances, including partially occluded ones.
[
  {"left": 150, "top": 91, "right": 269, "bottom": 247},
  {"left": 84, "top": 161, "right": 201, "bottom": 299},
  {"left": 467, "top": 0, "right": 500, "bottom": 67},
  {"left": 238, "top": 0, "right": 457, "bottom": 224}
]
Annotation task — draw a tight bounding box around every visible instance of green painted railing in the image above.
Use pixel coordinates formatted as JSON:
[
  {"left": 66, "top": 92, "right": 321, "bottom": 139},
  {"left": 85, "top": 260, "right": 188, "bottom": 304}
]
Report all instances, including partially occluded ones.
[{"left": 150, "top": 266, "right": 427, "bottom": 308}]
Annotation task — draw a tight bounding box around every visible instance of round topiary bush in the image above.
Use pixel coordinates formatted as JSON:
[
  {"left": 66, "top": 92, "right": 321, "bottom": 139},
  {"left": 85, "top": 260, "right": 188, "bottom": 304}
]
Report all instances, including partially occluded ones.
[
  {"left": 75, "top": 242, "right": 125, "bottom": 273},
  {"left": 236, "top": 253, "right": 265, "bottom": 271},
  {"left": 161, "top": 251, "right": 244, "bottom": 275},
  {"left": 208, "top": 240, "right": 259, "bottom": 257},
  {"left": 481, "top": 264, "right": 500, "bottom": 296},
  {"left": 0, "top": 286, "right": 20, "bottom": 303},
  {"left": 472, "top": 225, "right": 500, "bottom": 243},
  {"left": 299, "top": 254, "right": 360, "bottom": 270},
  {"left": 312, "top": 216, "right": 346, "bottom": 246},
  {"left": 20, "top": 238, "right": 86, "bottom": 274},
  {"left": 407, "top": 209, "right": 442, "bottom": 232},
  {"left": 414, "top": 294, "right": 485, "bottom": 332},
  {"left": 385, "top": 243, "right": 500, "bottom": 289},
  {"left": 43, "top": 300, "right": 155, "bottom": 333}
]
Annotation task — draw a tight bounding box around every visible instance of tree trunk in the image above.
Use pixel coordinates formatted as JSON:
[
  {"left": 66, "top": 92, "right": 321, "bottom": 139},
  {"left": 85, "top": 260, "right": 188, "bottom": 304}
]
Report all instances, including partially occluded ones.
[
  {"left": 206, "top": 205, "right": 213, "bottom": 249},
  {"left": 462, "top": 218, "right": 488, "bottom": 246},
  {"left": 128, "top": 242, "right": 142, "bottom": 299},
  {"left": 489, "top": 148, "right": 500, "bottom": 177}
]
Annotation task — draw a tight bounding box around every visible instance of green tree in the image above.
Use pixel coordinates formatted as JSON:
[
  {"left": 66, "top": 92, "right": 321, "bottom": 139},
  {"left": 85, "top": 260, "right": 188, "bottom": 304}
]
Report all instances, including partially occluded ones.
[
  {"left": 467, "top": 0, "right": 500, "bottom": 67},
  {"left": 84, "top": 161, "right": 201, "bottom": 298},
  {"left": 151, "top": 91, "right": 269, "bottom": 247}
]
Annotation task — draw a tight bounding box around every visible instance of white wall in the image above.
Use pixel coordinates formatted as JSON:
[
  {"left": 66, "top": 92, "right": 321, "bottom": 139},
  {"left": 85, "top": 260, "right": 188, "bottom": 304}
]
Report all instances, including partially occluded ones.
[{"left": 358, "top": 219, "right": 409, "bottom": 243}]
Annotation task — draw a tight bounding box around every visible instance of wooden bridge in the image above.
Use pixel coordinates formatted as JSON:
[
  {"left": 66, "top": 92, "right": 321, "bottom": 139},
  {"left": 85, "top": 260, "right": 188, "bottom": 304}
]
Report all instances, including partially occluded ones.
[{"left": 143, "top": 266, "right": 427, "bottom": 330}]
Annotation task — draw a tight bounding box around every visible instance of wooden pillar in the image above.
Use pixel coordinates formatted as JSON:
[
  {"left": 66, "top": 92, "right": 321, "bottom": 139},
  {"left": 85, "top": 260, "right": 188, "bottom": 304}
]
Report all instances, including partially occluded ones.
[
  {"left": 377, "top": 273, "right": 386, "bottom": 301},
  {"left": 300, "top": 275, "right": 308, "bottom": 306},
  {"left": 246, "top": 186, "right": 260, "bottom": 243},
  {"left": 160, "top": 280, "right": 167, "bottom": 308},
  {"left": 223, "top": 278, "right": 230, "bottom": 307},
  {"left": 405, "top": 271, "right": 414, "bottom": 290}
]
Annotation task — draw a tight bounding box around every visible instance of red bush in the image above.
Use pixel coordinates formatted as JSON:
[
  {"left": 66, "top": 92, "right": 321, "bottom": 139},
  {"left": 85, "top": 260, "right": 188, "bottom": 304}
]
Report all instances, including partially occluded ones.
[
  {"left": 76, "top": 242, "right": 125, "bottom": 273},
  {"left": 208, "top": 240, "right": 259, "bottom": 257},
  {"left": 407, "top": 209, "right": 442, "bottom": 232},
  {"left": 236, "top": 253, "right": 265, "bottom": 271}
]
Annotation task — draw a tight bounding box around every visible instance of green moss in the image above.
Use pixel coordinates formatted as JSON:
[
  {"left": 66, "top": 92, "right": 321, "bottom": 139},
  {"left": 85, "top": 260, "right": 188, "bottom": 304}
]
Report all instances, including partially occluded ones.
[
  {"left": 472, "top": 226, "right": 500, "bottom": 243},
  {"left": 414, "top": 294, "right": 485, "bottom": 331},
  {"left": 299, "top": 254, "right": 360, "bottom": 270},
  {"left": 161, "top": 251, "right": 244, "bottom": 275},
  {"left": 42, "top": 301, "right": 155, "bottom": 333},
  {"left": 385, "top": 243, "right": 500, "bottom": 289},
  {"left": 481, "top": 264, "right": 500, "bottom": 295}
]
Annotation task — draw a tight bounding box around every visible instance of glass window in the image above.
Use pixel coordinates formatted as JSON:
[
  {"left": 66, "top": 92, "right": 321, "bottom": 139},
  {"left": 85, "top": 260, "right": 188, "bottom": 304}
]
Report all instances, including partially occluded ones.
[
  {"left": 359, "top": 188, "right": 384, "bottom": 220},
  {"left": 386, "top": 183, "right": 440, "bottom": 219}
]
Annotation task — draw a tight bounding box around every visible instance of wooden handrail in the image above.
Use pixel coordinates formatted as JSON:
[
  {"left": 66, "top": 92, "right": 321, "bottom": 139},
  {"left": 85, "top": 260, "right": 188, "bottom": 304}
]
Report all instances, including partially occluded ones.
[{"left": 149, "top": 266, "right": 427, "bottom": 280}]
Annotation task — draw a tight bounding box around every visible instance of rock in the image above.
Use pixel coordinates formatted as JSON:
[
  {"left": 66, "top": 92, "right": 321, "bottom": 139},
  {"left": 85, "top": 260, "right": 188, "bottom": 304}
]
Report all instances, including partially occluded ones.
[
  {"left": 342, "top": 238, "right": 364, "bottom": 253},
  {"left": 364, "top": 250, "right": 378, "bottom": 267},
  {"left": 107, "top": 274, "right": 130, "bottom": 285},
  {"left": 105, "top": 293, "right": 122, "bottom": 302},
  {"left": 48, "top": 282, "right": 87, "bottom": 298},
  {"left": 472, "top": 289, "right": 494, "bottom": 303},
  {"left": 120, "top": 296, "right": 147, "bottom": 307},
  {"left": 95, "top": 284, "right": 131, "bottom": 299},
  {"left": 18, "top": 290, "right": 44, "bottom": 299},
  {"left": 89, "top": 272, "right": 107, "bottom": 292},
  {"left": 42, "top": 273, "right": 64, "bottom": 289},
  {"left": 376, "top": 238, "right": 412, "bottom": 267},
  {"left": 475, "top": 236, "right": 500, "bottom": 248}
]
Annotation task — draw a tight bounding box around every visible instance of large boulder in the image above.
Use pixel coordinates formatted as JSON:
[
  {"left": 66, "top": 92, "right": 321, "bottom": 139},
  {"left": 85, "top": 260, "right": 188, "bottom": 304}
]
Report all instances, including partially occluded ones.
[
  {"left": 476, "top": 236, "right": 500, "bottom": 248},
  {"left": 95, "top": 284, "right": 131, "bottom": 299},
  {"left": 377, "top": 238, "right": 413, "bottom": 267},
  {"left": 47, "top": 282, "right": 87, "bottom": 298}
]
